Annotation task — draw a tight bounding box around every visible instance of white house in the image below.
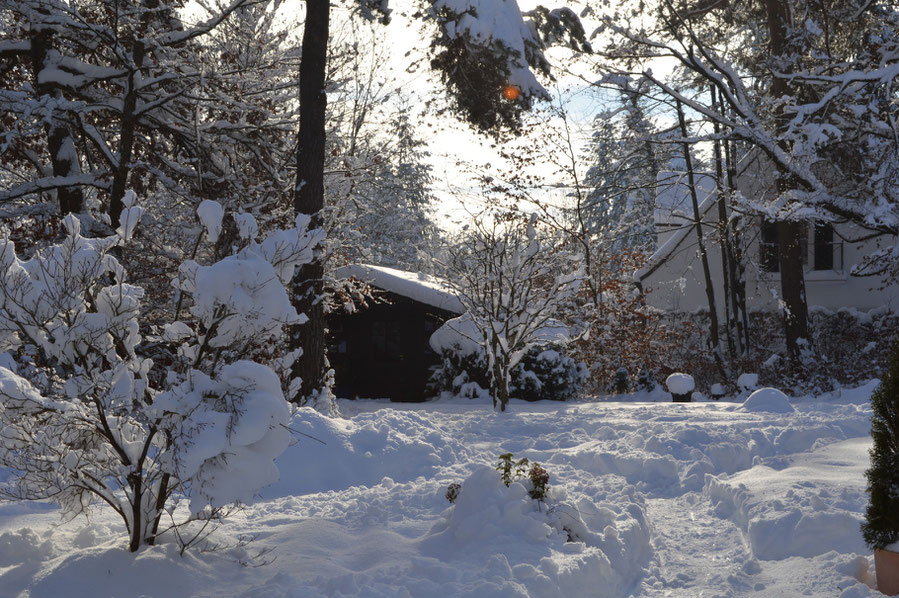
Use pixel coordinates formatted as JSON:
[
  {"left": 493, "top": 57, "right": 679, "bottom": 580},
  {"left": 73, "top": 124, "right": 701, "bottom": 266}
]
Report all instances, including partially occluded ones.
[{"left": 635, "top": 170, "right": 899, "bottom": 313}]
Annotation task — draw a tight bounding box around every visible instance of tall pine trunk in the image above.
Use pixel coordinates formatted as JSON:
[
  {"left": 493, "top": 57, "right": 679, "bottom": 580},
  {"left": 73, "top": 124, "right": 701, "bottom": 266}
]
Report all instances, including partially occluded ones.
[
  {"left": 764, "top": 0, "right": 810, "bottom": 362},
  {"left": 291, "top": 0, "right": 329, "bottom": 402}
]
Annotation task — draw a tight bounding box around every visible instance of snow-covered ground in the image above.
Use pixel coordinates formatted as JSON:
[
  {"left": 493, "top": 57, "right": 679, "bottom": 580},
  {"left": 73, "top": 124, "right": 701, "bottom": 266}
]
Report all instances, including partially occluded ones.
[{"left": 0, "top": 382, "right": 885, "bottom": 597}]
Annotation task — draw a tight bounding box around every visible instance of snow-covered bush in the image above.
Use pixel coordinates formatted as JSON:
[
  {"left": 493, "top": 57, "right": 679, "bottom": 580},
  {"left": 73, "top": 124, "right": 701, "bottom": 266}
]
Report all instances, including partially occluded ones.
[
  {"left": 428, "top": 315, "right": 587, "bottom": 402},
  {"left": 445, "top": 214, "right": 582, "bottom": 410},
  {"left": 0, "top": 195, "right": 323, "bottom": 552}
]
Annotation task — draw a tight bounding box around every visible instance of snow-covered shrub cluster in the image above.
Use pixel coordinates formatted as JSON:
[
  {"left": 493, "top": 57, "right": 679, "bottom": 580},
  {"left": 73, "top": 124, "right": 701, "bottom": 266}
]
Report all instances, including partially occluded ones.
[
  {"left": 0, "top": 196, "right": 323, "bottom": 552},
  {"left": 428, "top": 315, "right": 587, "bottom": 402},
  {"left": 445, "top": 214, "right": 583, "bottom": 410}
]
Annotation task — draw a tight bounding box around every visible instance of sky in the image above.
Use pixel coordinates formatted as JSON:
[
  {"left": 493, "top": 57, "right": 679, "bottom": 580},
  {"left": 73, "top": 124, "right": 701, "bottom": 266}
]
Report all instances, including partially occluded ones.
[{"left": 361, "top": 0, "right": 611, "bottom": 228}]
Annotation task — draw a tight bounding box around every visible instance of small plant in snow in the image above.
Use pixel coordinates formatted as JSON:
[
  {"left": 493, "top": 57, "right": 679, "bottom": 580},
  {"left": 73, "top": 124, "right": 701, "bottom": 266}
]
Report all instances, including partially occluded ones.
[
  {"left": 496, "top": 452, "right": 530, "bottom": 487},
  {"left": 528, "top": 463, "right": 550, "bottom": 500},
  {"left": 0, "top": 194, "right": 323, "bottom": 552},
  {"left": 445, "top": 482, "right": 462, "bottom": 504},
  {"left": 496, "top": 453, "right": 550, "bottom": 500}
]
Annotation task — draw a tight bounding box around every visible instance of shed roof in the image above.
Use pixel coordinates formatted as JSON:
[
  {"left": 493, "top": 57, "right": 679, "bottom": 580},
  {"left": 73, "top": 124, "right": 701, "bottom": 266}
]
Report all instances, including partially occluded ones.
[{"left": 335, "top": 264, "right": 465, "bottom": 314}]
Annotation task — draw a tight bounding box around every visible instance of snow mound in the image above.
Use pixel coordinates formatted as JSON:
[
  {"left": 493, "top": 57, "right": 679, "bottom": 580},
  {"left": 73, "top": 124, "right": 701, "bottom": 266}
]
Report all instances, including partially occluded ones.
[
  {"left": 421, "top": 466, "right": 651, "bottom": 597},
  {"left": 705, "top": 438, "right": 868, "bottom": 560},
  {"left": 0, "top": 528, "right": 54, "bottom": 566},
  {"left": 665, "top": 373, "right": 695, "bottom": 395},
  {"left": 262, "top": 408, "right": 469, "bottom": 497},
  {"left": 740, "top": 388, "right": 795, "bottom": 413}
]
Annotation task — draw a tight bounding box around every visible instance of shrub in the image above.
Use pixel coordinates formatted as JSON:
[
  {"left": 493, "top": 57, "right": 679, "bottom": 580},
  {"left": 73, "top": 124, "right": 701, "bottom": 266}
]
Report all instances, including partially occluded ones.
[
  {"left": 445, "top": 482, "right": 462, "bottom": 504},
  {"left": 0, "top": 196, "right": 323, "bottom": 552},
  {"left": 428, "top": 343, "right": 586, "bottom": 402},
  {"left": 495, "top": 453, "right": 550, "bottom": 500}
]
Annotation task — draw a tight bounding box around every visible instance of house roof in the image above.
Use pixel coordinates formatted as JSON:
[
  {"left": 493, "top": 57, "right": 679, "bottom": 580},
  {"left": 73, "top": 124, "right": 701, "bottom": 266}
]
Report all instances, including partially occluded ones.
[
  {"left": 654, "top": 171, "right": 717, "bottom": 226},
  {"left": 335, "top": 264, "right": 465, "bottom": 314},
  {"left": 635, "top": 172, "right": 720, "bottom": 284}
]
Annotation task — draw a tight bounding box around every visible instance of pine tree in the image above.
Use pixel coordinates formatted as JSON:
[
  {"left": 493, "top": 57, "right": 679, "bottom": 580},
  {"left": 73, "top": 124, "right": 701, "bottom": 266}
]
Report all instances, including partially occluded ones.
[{"left": 862, "top": 340, "right": 899, "bottom": 549}]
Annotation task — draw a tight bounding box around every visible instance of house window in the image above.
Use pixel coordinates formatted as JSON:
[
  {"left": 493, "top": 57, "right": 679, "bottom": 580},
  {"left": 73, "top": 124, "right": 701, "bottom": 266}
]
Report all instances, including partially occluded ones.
[
  {"left": 760, "top": 221, "right": 779, "bottom": 272},
  {"left": 814, "top": 223, "right": 834, "bottom": 271},
  {"left": 760, "top": 221, "right": 834, "bottom": 273}
]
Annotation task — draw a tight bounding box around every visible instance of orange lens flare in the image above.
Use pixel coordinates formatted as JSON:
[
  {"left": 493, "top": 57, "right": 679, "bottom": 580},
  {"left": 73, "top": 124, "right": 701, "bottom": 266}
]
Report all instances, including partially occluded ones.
[{"left": 502, "top": 85, "right": 520, "bottom": 101}]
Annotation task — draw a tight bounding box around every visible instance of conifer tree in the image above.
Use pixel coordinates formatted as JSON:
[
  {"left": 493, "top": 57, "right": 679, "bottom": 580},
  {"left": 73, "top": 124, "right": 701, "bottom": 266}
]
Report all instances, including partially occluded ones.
[{"left": 862, "top": 340, "right": 899, "bottom": 549}]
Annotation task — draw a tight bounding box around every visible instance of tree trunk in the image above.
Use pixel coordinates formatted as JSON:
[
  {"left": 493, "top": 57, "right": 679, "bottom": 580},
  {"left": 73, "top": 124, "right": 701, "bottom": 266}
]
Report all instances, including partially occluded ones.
[
  {"left": 491, "top": 342, "right": 509, "bottom": 412},
  {"left": 290, "top": 0, "right": 330, "bottom": 402},
  {"left": 778, "top": 220, "right": 809, "bottom": 358},
  {"left": 724, "top": 136, "right": 749, "bottom": 352},
  {"left": 676, "top": 100, "right": 722, "bottom": 362},
  {"left": 711, "top": 87, "right": 737, "bottom": 357},
  {"left": 764, "top": 0, "right": 810, "bottom": 361},
  {"left": 109, "top": 54, "right": 143, "bottom": 225},
  {"left": 128, "top": 474, "right": 144, "bottom": 552},
  {"left": 29, "top": 27, "right": 84, "bottom": 215}
]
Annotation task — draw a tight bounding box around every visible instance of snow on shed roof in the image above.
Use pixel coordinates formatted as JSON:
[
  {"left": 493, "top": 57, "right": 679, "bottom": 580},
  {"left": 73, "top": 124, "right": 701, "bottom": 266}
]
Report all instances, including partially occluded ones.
[
  {"left": 635, "top": 173, "right": 719, "bottom": 283},
  {"left": 335, "top": 264, "right": 464, "bottom": 314}
]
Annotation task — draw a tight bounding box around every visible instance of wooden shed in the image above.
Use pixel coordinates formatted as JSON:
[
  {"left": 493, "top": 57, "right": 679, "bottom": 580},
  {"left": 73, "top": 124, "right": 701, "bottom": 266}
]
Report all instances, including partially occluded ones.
[{"left": 328, "top": 264, "right": 464, "bottom": 402}]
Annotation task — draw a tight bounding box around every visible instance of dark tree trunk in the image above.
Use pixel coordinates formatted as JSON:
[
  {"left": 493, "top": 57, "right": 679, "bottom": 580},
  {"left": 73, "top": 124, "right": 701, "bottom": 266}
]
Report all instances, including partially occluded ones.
[
  {"left": 778, "top": 220, "right": 809, "bottom": 358},
  {"left": 711, "top": 87, "right": 736, "bottom": 357},
  {"left": 29, "top": 27, "right": 84, "bottom": 215},
  {"left": 109, "top": 52, "right": 143, "bottom": 226},
  {"left": 291, "top": 0, "right": 330, "bottom": 401},
  {"left": 724, "top": 136, "right": 749, "bottom": 352},
  {"left": 128, "top": 474, "right": 144, "bottom": 552},
  {"left": 676, "top": 100, "right": 722, "bottom": 364},
  {"left": 764, "top": 0, "right": 810, "bottom": 361}
]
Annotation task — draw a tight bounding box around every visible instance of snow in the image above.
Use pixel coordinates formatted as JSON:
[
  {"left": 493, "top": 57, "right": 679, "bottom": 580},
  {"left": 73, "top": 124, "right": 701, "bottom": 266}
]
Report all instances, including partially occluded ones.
[
  {"left": 430, "top": 313, "right": 571, "bottom": 355},
  {"left": 196, "top": 199, "right": 224, "bottom": 243},
  {"left": 738, "top": 372, "right": 759, "bottom": 391},
  {"left": 0, "top": 382, "right": 885, "bottom": 597},
  {"left": 665, "top": 373, "right": 695, "bottom": 395},
  {"left": 336, "top": 263, "right": 464, "bottom": 314},
  {"left": 740, "top": 387, "right": 796, "bottom": 413},
  {"left": 430, "top": 313, "right": 484, "bottom": 354}
]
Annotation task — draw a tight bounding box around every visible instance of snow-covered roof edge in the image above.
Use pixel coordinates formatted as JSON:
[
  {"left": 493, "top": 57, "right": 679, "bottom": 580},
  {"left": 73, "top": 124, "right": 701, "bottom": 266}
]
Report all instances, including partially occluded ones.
[
  {"left": 635, "top": 185, "right": 719, "bottom": 284},
  {"left": 335, "top": 264, "right": 465, "bottom": 314},
  {"left": 654, "top": 171, "right": 717, "bottom": 226}
]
